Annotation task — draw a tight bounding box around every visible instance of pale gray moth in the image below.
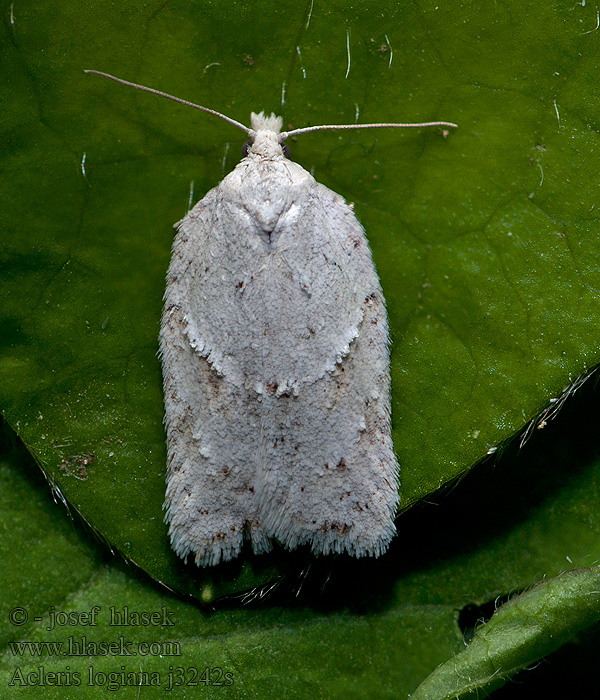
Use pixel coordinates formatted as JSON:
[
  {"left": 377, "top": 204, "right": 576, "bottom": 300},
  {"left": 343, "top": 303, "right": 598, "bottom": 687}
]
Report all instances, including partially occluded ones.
[{"left": 85, "top": 70, "right": 456, "bottom": 566}]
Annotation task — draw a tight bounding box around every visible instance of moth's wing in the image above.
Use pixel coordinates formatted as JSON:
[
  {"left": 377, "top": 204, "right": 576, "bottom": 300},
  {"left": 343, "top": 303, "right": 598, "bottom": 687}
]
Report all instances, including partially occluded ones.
[
  {"left": 255, "top": 182, "right": 400, "bottom": 557},
  {"left": 160, "top": 190, "right": 270, "bottom": 567},
  {"left": 162, "top": 162, "right": 399, "bottom": 565},
  {"left": 180, "top": 159, "right": 369, "bottom": 392}
]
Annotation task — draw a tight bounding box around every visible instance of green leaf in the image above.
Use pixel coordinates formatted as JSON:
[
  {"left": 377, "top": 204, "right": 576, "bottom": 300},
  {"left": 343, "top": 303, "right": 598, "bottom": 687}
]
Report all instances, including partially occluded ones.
[
  {"left": 3, "top": 1, "right": 600, "bottom": 695},
  {"left": 3, "top": 386, "right": 600, "bottom": 697},
  {"left": 1, "top": 425, "right": 463, "bottom": 698},
  {"left": 410, "top": 568, "right": 600, "bottom": 700}
]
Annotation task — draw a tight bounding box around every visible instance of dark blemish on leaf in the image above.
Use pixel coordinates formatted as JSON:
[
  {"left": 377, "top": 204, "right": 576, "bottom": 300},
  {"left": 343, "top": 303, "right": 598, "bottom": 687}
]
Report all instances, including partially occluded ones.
[{"left": 59, "top": 452, "right": 95, "bottom": 480}]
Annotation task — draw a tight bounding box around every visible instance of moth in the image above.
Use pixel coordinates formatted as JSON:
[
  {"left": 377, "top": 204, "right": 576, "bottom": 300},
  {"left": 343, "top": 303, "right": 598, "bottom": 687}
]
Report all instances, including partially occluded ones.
[{"left": 85, "top": 70, "right": 456, "bottom": 566}]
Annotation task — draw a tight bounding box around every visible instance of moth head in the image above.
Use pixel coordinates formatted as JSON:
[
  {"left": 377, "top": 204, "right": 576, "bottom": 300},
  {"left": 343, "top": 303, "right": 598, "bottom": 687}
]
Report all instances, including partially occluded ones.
[{"left": 243, "top": 112, "right": 290, "bottom": 159}]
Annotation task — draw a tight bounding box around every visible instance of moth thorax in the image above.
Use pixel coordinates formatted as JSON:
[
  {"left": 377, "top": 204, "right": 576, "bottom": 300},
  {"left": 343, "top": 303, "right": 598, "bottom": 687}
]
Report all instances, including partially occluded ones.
[{"left": 248, "top": 129, "right": 286, "bottom": 159}]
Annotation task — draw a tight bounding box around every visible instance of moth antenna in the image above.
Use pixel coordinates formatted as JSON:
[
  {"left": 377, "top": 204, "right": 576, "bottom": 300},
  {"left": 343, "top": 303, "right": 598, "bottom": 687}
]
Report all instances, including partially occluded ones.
[
  {"left": 281, "top": 120, "right": 457, "bottom": 139},
  {"left": 84, "top": 70, "right": 252, "bottom": 135}
]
